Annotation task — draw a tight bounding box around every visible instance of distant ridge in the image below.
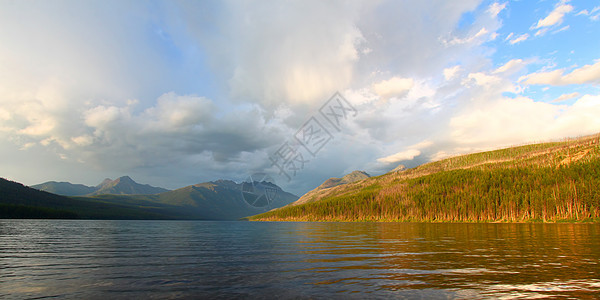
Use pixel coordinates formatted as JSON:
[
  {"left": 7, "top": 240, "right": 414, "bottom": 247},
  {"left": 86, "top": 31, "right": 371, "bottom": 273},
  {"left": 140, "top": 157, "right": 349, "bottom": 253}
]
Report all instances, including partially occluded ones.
[
  {"left": 293, "top": 170, "right": 370, "bottom": 206},
  {"left": 89, "top": 176, "right": 169, "bottom": 195},
  {"left": 32, "top": 176, "right": 169, "bottom": 196},
  {"left": 6, "top": 177, "right": 299, "bottom": 220},
  {"left": 30, "top": 181, "right": 97, "bottom": 196},
  {"left": 81, "top": 179, "right": 299, "bottom": 220},
  {"left": 0, "top": 178, "right": 181, "bottom": 219},
  {"left": 319, "top": 171, "right": 370, "bottom": 189}
]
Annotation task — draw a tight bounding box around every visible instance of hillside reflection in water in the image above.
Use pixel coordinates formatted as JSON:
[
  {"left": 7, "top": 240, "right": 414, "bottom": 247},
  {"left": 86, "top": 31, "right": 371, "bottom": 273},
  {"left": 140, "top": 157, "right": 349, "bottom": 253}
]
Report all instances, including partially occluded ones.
[{"left": 1, "top": 220, "right": 598, "bottom": 298}]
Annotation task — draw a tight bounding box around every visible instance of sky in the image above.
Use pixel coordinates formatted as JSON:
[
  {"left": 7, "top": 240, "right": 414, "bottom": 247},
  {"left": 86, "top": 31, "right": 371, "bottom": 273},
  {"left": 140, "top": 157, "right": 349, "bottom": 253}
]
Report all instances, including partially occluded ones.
[{"left": 1, "top": 0, "right": 600, "bottom": 196}]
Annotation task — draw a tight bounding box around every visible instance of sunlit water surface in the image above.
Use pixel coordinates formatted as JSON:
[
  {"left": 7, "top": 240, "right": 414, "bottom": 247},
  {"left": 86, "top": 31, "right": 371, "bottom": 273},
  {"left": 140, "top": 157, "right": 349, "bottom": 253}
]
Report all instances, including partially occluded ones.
[{"left": 1, "top": 220, "right": 598, "bottom": 299}]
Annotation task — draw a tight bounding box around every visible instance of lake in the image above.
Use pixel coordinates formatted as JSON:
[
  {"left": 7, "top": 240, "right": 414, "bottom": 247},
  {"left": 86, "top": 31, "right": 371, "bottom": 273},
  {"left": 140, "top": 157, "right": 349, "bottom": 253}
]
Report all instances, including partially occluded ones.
[{"left": 1, "top": 220, "right": 599, "bottom": 299}]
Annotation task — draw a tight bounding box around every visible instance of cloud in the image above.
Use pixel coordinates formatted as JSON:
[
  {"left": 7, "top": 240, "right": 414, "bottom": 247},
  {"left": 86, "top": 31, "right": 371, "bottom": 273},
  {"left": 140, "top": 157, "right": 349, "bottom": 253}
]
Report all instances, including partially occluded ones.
[
  {"left": 521, "top": 60, "right": 600, "bottom": 85},
  {"left": 190, "top": 0, "right": 491, "bottom": 111},
  {"left": 0, "top": 88, "right": 288, "bottom": 178},
  {"left": 372, "top": 77, "right": 414, "bottom": 99},
  {"left": 448, "top": 94, "right": 600, "bottom": 150},
  {"left": 444, "top": 66, "right": 462, "bottom": 81},
  {"left": 444, "top": 27, "right": 490, "bottom": 46},
  {"left": 508, "top": 33, "right": 529, "bottom": 44},
  {"left": 487, "top": 2, "right": 507, "bottom": 17},
  {"left": 3, "top": 0, "right": 598, "bottom": 197},
  {"left": 71, "top": 135, "right": 94, "bottom": 147},
  {"left": 197, "top": 0, "right": 365, "bottom": 109},
  {"left": 552, "top": 25, "right": 570, "bottom": 34},
  {"left": 142, "top": 92, "right": 214, "bottom": 131},
  {"left": 377, "top": 149, "right": 421, "bottom": 164},
  {"left": 463, "top": 72, "right": 502, "bottom": 87},
  {"left": 376, "top": 139, "right": 434, "bottom": 164},
  {"left": 552, "top": 92, "right": 580, "bottom": 103},
  {"left": 1, "top": 0, "right": 498, "bottom": 192},
  {"left": 78, "top": 93, "right": 286, "bottom": 167},
  {"left": 533, "top": 3, "right": 573, "bottom": 29},
  {"left": 338, "top": 0, "right": 486, "bottom": 78},
  {"left": 493, "top": 59, "right": 525, "bottom": 74},
  {"left": 576, "top": 6, "right": 600, "bottom": 21},
  {"left": 368, "top": 55, "right": 600, "bottom": 172}
]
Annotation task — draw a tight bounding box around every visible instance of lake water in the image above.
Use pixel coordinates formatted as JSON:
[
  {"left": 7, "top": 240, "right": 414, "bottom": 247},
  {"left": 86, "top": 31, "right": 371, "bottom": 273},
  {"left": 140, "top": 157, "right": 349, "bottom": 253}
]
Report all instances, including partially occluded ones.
[{"left": 1, "top": 220, "right": 599, "bottom": 299}]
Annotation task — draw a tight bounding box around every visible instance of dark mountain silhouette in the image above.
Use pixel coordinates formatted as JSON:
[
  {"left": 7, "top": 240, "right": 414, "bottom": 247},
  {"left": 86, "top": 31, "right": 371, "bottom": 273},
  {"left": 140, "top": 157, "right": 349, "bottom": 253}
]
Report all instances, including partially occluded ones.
[
  {"left": 89, "top": 179, "right": 298, "bottom": 220},
  {"left": 1, "top": 178, "right": 181, "bottom": 219},
  {"left": 32, "top": 176, "right": 168, "bottom": 196},
  {"left": 29, "top": 181, "right": 97, "bottom": 196},
  {"left": 9, "top": 177, "right": 298, "bottom": 220}
]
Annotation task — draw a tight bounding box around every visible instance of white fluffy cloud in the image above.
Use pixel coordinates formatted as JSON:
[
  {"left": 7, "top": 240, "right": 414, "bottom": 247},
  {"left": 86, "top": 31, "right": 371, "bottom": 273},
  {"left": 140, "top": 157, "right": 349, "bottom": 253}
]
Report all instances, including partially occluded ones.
[
  {"left": 377, "top": 149, "right": 421, "bottom": 164},
  {"left": 444, "top": 27, "right": 491, "bottom": 46},
  {"left": 377, "top": 140, "right": 433, "bottom": 164},
  {"left": 444, "top": 66, "right": 462, "bottom": 81},
  {"left": 493, "top": 59, "right": 525, "bottom": 74},
  {"left": 372, "top": 77, "right": 414, "bottom": 99},
  {"left": 198, "top": 0, "right": 365, "bottom": 109},
  {"left": 521, "top": 60, "right": 600, "bottom": 85},
  {"left": 533, "top": 3, "right": 573, "bottom": 29},
  {"left": 508, "top": 33, "right": 529, "bottom": 44},
  {"left": 552, "top": 92, "right": 580, "bottom": 103},
  {"left": 425, "top": 93, "right": 600, "bottom": 163},
  {"left": 576, "top": 6, "right": 600, "bottom": 21},
  {"left": 488, "top": 2, "right": 507, "bottom": 17}
]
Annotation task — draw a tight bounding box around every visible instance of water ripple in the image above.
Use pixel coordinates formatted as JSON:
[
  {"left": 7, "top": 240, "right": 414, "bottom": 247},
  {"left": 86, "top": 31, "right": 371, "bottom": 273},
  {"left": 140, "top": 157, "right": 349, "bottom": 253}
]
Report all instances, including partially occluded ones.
[{"left": 1, "top": 220, "right": 599, "bottom": 299}]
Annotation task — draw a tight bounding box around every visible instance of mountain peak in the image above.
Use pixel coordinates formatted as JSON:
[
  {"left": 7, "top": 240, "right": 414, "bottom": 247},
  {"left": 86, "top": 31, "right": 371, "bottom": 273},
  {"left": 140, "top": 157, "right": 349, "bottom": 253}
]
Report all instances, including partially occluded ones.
[
  {"left": 342, "top": 170, "right": 370, "bottom": 181},
  {"left": 91, "top": 175, "right": 168, "bottom": 195},
  {"left": 98, "top": 178, "right": 113, "bottom": 188},
  {"left": 213, "top": 179, "right": 235, "bottom": 185},
  {"left": 391, "top": 164, "right": 406, "bottom": 173},
  {"left": 319, "top": 170, "right": 370, "bottom": 190},
  {"left": 291, "top": 170, "right": 371, "bottom": 206},
  {"left": 116, "top": 176, "right": 134, "bottom": 183}
]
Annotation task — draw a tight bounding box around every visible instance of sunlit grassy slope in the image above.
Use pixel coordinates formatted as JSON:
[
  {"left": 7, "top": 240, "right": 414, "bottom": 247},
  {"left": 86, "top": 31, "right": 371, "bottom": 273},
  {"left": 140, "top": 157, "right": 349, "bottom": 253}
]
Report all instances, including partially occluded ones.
[{"left": 250, "top": 134, "right": 600, "bottom": 222}]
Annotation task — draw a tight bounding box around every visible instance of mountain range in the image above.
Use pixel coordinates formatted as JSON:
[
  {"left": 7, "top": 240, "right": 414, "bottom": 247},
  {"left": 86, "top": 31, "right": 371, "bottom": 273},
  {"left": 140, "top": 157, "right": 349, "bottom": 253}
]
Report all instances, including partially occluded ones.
[
  {"left": 31, "top": 176, "right": 169, "bottom": 196},
  {"left": 2, "top": 177, "right": 297, "bottom": 220},
  {"left": 0, "top": 178, "right": 182, "bottom": 219},
  {"left": 82, "top": 179, "right": 298, "bottom": 220}
]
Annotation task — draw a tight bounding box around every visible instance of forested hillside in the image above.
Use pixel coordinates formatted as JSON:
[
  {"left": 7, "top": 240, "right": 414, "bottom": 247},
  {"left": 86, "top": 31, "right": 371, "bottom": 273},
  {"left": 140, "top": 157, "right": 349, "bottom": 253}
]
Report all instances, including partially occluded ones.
[{"left": 250, "top": 134, "right": 600, "bottom": 222}]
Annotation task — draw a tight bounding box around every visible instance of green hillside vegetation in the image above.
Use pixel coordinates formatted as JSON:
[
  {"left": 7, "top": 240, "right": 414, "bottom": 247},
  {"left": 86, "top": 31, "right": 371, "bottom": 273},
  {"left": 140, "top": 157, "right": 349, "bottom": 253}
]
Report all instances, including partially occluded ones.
[{"left": 250, "top": 134, "right": 600, "bottom": 222}]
